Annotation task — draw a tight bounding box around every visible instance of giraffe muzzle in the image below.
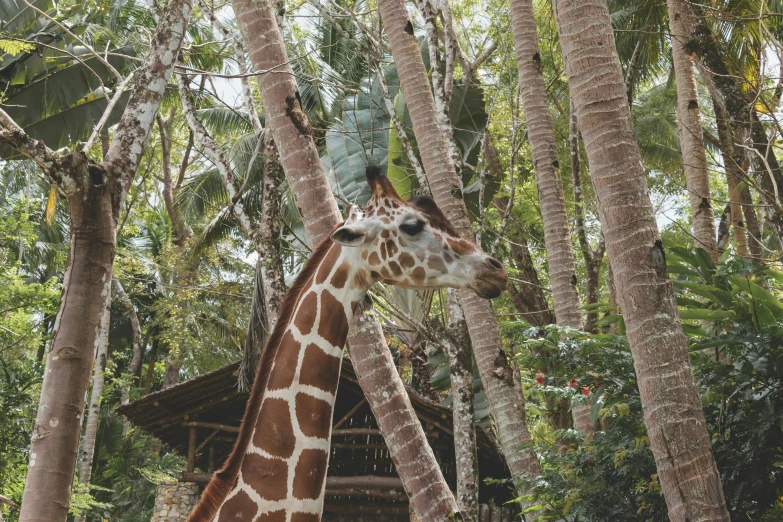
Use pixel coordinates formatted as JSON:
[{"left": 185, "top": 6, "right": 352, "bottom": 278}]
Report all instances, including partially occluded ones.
[{"left": 472, "top": 257, "right": 509, "bottom": 299}]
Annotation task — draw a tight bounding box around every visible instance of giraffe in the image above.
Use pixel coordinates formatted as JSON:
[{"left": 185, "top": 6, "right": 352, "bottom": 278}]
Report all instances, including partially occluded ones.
[{"left": 187, "top": 166, "right": 509, "bottom": 522}]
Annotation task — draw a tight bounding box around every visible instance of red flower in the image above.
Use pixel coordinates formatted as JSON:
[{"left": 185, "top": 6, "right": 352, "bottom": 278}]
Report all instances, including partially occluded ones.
[
  {"left": 582, "top": 386, "right": 590, "bottom": 396},
  {"left": 569, "top": 377, "right": 578, "bottom": 388},
  {"left": 535, "top": 372, "right": 545, "bottom": 385}
]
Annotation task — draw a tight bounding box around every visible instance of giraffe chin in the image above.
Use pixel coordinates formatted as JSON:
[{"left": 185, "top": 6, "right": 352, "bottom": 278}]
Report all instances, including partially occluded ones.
[{"left": 472, "top": 279, "right": 505, "bottom": 299}]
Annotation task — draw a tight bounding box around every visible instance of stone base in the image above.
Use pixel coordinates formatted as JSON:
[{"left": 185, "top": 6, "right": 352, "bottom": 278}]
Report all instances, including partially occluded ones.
[{"left": 150, "top": 482, "right": 201, "bottom": 522}]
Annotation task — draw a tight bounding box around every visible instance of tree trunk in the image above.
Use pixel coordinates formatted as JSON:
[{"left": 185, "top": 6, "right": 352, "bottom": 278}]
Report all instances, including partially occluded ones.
[
  {"left": 569, "top": 102, "right": 605, "bottom": 333},
  {"left": 667, "top": 0, "right": 718, "bottom": 260},
  {"left": 510, "top": 0, "right": 596, "bottom": 436},
  {"left": 377, "top": 0, "right": 540, "bottom": 482},
  {"left": 20, "top": 175, "right": 116, "bottom": 522},
  {"left": 505, "top": 224, "right": 553, "bottom": 326},
  {"left": 114, "top": 278, "right": 142, "bottom": 409},
  {"left": 553, "top": 1, "right": 730, "bottom": 520},
  {"left": 713, "top": 97, "right": 749, "bottom": 256},
  {"left": 445, "top": 290, "right": 478, "bottom": 520},
  {"left": 74, "top": 303, "right": 110, "bottom": 522},
  {"left": 143, "top": 338, "right": 159, "bottom": 396},
  {"left": 230, "top": 0, "right": 460, "bottom": 517},
  {"left": 16, "top": 0, "right": 192, "bottom": 517},
  {"left": 509, "top": 0, "right": 582, "bottom": 328}
]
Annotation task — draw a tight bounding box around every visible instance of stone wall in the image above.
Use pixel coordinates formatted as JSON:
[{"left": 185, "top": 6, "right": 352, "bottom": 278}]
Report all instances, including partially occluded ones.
[{"left": 150, "top": 482, "right": 201, "bottom": 522}]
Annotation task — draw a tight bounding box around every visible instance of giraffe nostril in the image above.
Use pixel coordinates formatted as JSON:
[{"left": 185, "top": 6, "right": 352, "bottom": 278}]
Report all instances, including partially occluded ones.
[{"left": 486, "top": 257, "right": 503, "bottom": 270}]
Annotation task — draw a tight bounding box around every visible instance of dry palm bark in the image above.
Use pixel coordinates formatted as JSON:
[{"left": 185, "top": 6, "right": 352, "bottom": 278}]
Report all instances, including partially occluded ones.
[
  {"left": 229, "top": 0, "right": 459, "bottom": 518},
  {"left": 667, "top": 0, "right": 718, "bottom": 260},
  {"left": 509, "top": 0, "right": 581, "bottom": 328},
  {"left": 74, "top": 304, "right": 110, "bottom": 522},
  {"left": 553, "top": 0, "right": 730, "bottom": 520},
  {"left": 509, "top": 0, "right": 598, "bottom": 435},
  {"left": 377, "top": 0, "right": 540, "bottom": 482},
  {"left": 1, "top": 0, "right": 194, "bottom": 518}
]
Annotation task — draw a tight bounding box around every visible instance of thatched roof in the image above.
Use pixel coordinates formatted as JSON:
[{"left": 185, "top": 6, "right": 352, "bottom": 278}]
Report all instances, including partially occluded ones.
[{"left": 117, "top": 356, "right": 514, "bottom": 504}]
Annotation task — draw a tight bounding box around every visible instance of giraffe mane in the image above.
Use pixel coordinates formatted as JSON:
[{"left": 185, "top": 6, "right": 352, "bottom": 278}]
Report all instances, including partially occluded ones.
[{"left": 187, "top": 225, "right": 344, "bottom": 522}]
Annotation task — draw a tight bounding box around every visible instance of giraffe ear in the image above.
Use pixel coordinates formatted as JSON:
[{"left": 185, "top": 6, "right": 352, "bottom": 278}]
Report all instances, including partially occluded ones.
[{"left": 331, "top": 224, "right": 367, "bottom": 246}]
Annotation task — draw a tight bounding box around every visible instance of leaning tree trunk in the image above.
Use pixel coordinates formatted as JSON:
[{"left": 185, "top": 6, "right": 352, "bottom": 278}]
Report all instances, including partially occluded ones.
[
  {"left": 445, "top": 290, "right": 479, "bottom": 520},
  {"left": 552, "top": 1, "right": 730, "bottom": 520},
  {"left": 114, "top": 278, "right": 143, "bottom": 409},
  {"left": 377, "top": 0, "right": 541, "bottom": 483},
  {"left": 230, "top": 0, "right": 460, "bottom": 518},
  {"left": 14, "top": 0, "right": 192, "bottom": 517},
  {"left": 74, "top": 303, "right": 110, "bottom": 522},
  {"left": 509, "top": 0, "right": 581, "bottom": 328},
  {"left": 667, "top": 0, "right": 718, "bottom": 260}
]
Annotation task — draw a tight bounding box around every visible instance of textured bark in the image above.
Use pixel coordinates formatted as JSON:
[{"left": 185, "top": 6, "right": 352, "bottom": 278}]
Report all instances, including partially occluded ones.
[
  {"left": 569, "top": 102, "right": 605, "bottom": 334},
  {"left": 713, "top": 97, "right": 749, "bottom": 256},
  {"left": 231, "top": 0, "right": 459, "bottom": 518},
  {"left": 18, "top": 0, "right": 192, "bottom": 517},
  {"left": 553, "top": 1, "right": 730, "bottom": 520},
  {"left": 510, "top": 0, "right": 582, "bottom": 328},
  {"left": 378, "top": 0, "right": 540, "bottom": 482},
  {"left": 74, "top": 303, "right": 110, "bottom": 522},
  {"left": 349, "top": 313, "right": 459, "bottom": 521},
  {"left": 114, "top": 278, "right": 142, "bottom": 420},
  {"left": 667, "top": 0, "right": 718, "bottom": 260},
  {"left": 505, "top": 227, "right": 553, "bottom": 327},
  {"left": 445, "top": 290, "right": 478, "bottom": 520}
]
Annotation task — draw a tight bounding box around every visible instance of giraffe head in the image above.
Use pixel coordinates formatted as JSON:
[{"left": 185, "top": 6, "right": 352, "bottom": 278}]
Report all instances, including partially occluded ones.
[{"left": 330, "top": 166, "right": 508, "bottom": 299}]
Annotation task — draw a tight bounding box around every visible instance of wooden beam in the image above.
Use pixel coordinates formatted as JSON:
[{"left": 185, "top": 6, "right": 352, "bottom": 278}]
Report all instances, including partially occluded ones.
[
  {"left": 331, "top": 428, "right": 381, "bottom": 436},
  {"left": 182, "top": 421, "right": 240, "bottom": 433},
  {"left": 332, "top": 398, "right": 367, "bottom": 429},
  {"left": 325, "top": 488, "right": 407, "bottom": 501},
  {"left": 144, "top": 391, "right": 241, "bottom": 430},
  {"left": 195, "top": 429, "right": 220, "bottom": 454},
  {"left": 181, "top": 472, "right": 212, "bottom": 484},
  {"left": 323, "top": 502, "right": 410, "bottom": 516},
  {"left": 186, "top": 427, "right": 197, "bottom": 473},
  {"left": 325, "top": 476, "right": 404, "bottom": 489}
]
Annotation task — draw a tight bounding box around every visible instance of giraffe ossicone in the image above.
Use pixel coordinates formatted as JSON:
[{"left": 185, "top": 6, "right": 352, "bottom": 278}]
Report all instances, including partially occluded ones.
[{"left": 188, "top": 165, "right": 508, "bottom": 522}]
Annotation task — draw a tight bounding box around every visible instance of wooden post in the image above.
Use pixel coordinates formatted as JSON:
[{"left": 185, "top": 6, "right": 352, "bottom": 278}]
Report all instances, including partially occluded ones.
[
  {"left": 208, "top": 446, "right": 215, "bottom": 473},
  {"left": 186, "top": 426, "right": 197, "bottom": 473},
  {"left": 479, "top": 504, "right": 490, "bottom": 522}
]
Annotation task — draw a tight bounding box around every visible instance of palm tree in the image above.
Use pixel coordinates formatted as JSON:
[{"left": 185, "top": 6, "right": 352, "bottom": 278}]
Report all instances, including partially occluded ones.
[
  {"left": 553, "top": 0, "right": 730, "bottom": 519},
  {"left": 376, "top": 0, "right": 541, "bottom": 486},
  {"left": 227, "top": 0, "right": 460, "bottom": 518}
]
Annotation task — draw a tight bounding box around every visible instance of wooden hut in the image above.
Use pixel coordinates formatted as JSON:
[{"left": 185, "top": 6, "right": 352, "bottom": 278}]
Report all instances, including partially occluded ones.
[{"left": 118, "top": 356, "right": 517, "bottom": 521}]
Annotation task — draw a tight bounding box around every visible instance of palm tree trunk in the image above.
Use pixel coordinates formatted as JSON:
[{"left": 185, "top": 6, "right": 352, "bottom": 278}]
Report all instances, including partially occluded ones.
[
  {"left": 114, "top": 278, "right": 142, "bottom": 408},
  {"left": 553, "top": 1, "right": 730, "bottom": 520},
  {"left": 510, "top": 0, "right": 582, "bottom": 328},
  {"left": 230, "top": 0, "right": 459, "bottom": 518},
  {"left": 667, "top": 0, "right": 718, "bottom": 260},
  {"left": 15, "top": 0, "right": 192, "bottom": 517},
  {"left": 377, "top": 0, "right": 541, "bottom": 482},
  {"left": 713, "top": 96, "right": 750, "bottom": 256},
  {"left": 445, "top": 290, "right": 478, "bottom": 520},
  {"left": 74, "top": 303, "right": 110, "bottom": 522}
]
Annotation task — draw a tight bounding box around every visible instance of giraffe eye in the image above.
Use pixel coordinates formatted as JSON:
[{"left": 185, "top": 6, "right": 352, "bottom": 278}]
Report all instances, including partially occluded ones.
[{"left": 400, "top": 220, "right": 425, "bottom": 236}]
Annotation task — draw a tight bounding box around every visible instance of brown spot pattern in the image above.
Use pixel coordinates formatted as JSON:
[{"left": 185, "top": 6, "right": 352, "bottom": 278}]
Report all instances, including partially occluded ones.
[
  {"left": 257, "top": 511, "right": 287, "bottom": 522},
  {"left": 266, "top": 331, "right": 300, "bottom": 390},
  {"left": 448, "top": 238, "right": 474, "bottom": 256},
  {"left": 386, "top": 240, "right": 398, "bottom": 257},
  {"left": 299, "top": 344, "right": 341, "bottom": 394},
  {"left": 398, "top": 252, "right": 415, "bottom": 270},
  {"left": 318, "top": 291, "right": 349, "bottom": 347},
  {"left": 380, "top": 242, "right": 387, "bottom": 260},
  {"left": 217, "top": 490, "right": 258, "bottom": 522},
  {"left": 293, "top": 291, "right": 318, "bottom": 335},
  {"left": 368, "top": 252, "right": 381, "bottom": 266},
  {"left": 428, "top": 256, "right": 447, "bottom": 274},
  {"left": 389, "top": 261, "right": 402, "bottom": 276},
  {"left": 330, "top": 260, "right": 350, "bottom": 289},
  {"left": 292, "top": 449, "right": 329, "bottom": 500},
  {"left": 295, "top": 393, "right": 332, "bottom": 439},
  {"left": 315, "top": 245, "right": 341, "bottom": 284},
  {"left": 411, "top": 267, "right": 426, "bottom": 283},
  {"left": 241, "top": 453, "right": 287, "bottom": 501},
  {"left": 444, "top": 253, "right": 453, "bottom": 264},
  {"left": 252, "top": 398, "right": 295, "bottom": 458}
]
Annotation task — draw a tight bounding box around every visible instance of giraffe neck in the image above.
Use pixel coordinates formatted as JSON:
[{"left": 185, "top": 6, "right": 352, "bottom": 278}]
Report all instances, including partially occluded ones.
[{"left": 194, "top": 240, "right": 370, "bottom": 522}]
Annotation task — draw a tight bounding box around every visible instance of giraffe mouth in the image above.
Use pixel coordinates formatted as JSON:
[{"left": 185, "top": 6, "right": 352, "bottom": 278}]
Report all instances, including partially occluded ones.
[{"left": 472, "top": 277, "right": 506, "bottom": 299}]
